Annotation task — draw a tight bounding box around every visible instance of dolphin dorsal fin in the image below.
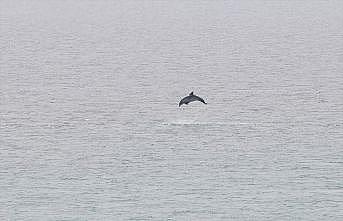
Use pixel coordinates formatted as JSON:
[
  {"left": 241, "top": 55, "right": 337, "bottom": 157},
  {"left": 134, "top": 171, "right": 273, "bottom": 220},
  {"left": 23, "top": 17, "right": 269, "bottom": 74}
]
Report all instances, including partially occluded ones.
[{"left": 189, "top": 91, "right": 194, "bottom": 95}]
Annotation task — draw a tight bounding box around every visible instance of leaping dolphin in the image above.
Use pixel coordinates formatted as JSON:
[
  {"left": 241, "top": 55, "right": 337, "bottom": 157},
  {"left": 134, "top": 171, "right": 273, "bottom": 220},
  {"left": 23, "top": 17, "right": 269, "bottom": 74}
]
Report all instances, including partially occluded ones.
[{"left": 179, "top": 91, "right": 207, "bottom": 107}]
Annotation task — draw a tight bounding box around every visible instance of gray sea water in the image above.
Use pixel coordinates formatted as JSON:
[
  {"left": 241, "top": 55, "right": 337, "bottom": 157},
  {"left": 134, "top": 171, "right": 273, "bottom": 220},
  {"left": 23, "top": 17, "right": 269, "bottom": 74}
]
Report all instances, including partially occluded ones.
[{"left": 1, "top": 0, "right": 343, "bottom": 220}]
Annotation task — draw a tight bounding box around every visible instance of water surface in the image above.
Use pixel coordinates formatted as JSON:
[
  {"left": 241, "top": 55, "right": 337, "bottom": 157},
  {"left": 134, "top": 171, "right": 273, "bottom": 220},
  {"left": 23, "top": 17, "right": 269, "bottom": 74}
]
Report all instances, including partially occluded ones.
[{"left": 1, "top": 0, "right": 343, "bottom": 220}]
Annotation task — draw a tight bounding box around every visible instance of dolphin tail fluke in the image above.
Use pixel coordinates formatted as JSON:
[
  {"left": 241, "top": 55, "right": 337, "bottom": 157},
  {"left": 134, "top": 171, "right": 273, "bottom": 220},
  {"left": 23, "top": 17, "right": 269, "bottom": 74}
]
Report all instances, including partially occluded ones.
[{"left": 199, "top": 98, "right": 207, "bottom": 105}]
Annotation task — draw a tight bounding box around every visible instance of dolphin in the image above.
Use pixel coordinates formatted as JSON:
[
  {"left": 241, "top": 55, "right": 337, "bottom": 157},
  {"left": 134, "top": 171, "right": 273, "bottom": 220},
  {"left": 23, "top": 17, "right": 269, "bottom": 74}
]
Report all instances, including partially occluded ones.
[{"left": 179, "top": 91, "right": 207, "bottom": 107}]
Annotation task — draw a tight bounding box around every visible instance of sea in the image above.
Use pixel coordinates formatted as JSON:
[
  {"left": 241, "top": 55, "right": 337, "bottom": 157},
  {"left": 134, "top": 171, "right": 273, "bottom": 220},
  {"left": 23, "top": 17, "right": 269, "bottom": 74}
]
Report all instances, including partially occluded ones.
[{"left": 1, "top": 0, "right": 342, "bottom": 220}]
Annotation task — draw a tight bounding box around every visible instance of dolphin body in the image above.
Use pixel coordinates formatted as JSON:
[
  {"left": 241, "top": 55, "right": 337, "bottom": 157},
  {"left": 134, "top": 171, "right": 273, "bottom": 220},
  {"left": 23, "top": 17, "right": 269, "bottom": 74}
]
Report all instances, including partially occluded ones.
[{"left": 179, "top": 92, "right": 207, "bottom": 107}]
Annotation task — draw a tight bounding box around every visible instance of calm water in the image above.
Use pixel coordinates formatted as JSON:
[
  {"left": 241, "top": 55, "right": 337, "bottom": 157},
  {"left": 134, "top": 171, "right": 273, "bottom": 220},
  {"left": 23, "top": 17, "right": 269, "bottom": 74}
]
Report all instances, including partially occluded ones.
[{"left": 1, "top": 0, "right": 343, "bottom": 220}]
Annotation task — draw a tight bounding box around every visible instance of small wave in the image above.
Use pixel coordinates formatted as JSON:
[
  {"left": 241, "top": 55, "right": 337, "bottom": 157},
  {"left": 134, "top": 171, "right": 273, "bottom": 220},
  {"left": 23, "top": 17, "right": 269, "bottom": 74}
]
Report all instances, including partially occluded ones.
[
  {"left": 164, "top": 120, "right": 227, "bottom": 126},
  {"left": 162, "top": 120, "right": 262, "bottom": 127}
]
